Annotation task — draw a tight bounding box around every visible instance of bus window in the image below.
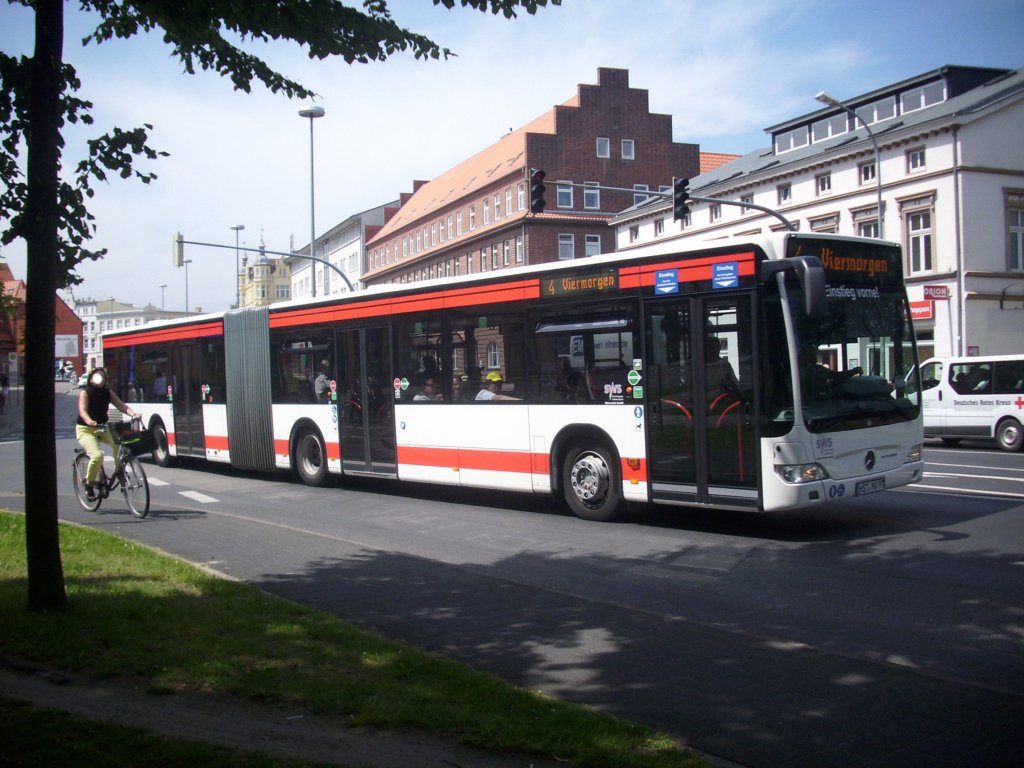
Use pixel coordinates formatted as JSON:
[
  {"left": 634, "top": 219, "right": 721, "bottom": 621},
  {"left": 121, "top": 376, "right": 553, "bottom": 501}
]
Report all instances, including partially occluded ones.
[
  {"left": 395, "top": 317, "right": 445, "bottom": 401},
  {"left": 270, "top": 330, "right": 331, "bottom": 404},
  {"left": 449, "top": 311, "right": 531, "bottom": 401}
]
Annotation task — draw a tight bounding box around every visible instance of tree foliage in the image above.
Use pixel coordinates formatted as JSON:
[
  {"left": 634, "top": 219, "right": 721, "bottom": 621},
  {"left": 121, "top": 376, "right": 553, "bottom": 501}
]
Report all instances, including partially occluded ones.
[{"left": 0, "top": 0, "right": 559, "bottom": 611}]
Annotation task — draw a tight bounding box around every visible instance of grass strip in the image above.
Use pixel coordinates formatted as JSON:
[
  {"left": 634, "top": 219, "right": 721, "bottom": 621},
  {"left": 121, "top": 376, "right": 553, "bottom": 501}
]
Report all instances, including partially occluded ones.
[{"left": 0, "top": 511, "right": 705, "bottom": 768}]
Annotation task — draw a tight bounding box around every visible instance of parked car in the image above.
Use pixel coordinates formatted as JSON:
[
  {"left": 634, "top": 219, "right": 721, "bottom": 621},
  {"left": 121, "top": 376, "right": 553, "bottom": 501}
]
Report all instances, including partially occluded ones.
[{"left": 78, "top": 373, "right": 89, "bottom": 388}]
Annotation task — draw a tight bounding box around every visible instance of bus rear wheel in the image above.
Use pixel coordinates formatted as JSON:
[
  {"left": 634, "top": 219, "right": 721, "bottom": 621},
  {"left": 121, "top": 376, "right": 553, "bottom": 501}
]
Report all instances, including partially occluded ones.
[
  {"left": 295, "top": 428, "right": 329, "bottom": 486},
  {"left": 562, "top": 443, "right": 623, "bottom": 522},
  {"left": 996, "top": 417, "right": 1023, "bottom": 452}
]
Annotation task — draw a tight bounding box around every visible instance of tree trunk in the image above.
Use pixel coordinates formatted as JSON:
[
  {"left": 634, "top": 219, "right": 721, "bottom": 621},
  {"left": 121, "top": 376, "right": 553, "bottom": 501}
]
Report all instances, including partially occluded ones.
[{"left": 24, "top": 0, "right": 67, "bottom": 611}]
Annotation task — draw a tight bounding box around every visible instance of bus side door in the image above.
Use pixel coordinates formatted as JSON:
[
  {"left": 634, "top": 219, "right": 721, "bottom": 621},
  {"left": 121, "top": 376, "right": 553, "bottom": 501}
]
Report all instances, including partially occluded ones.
[{"left": 645, "top": 294, "right": 758, "bottom": 507}]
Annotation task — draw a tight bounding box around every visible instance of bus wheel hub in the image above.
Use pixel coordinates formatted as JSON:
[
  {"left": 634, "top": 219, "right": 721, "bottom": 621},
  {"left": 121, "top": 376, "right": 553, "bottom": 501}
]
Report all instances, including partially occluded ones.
[{"left": 571, "top": 453, "right": 609, "bottom": 503}]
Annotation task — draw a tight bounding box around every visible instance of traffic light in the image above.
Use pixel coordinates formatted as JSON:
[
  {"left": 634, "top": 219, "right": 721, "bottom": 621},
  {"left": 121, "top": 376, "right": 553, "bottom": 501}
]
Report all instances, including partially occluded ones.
[
  {"left": 672, "top": 177, "right": 691, "bottom": 221},
  {"left": 530, "top": 169, "right": 547, "bottom": 214},
  {"left": 173, "top": 233, "right": 184, "bottom": 267}
]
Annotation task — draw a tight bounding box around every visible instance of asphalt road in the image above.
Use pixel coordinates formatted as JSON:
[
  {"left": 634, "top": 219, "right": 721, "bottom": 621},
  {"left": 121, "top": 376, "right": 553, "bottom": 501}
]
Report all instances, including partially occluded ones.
[{"left": 2, "top": 384, "right": 1022, "bottom": 767}]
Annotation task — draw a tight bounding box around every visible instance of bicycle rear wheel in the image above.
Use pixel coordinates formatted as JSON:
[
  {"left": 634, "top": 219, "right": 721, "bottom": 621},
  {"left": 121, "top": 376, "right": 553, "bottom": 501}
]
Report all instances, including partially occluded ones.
[
  {"left": 72, "top": 452, "right": 101, "bottom": 512},
  {"left": 120, "top": 454, "right": 150, "bottom": 518}
]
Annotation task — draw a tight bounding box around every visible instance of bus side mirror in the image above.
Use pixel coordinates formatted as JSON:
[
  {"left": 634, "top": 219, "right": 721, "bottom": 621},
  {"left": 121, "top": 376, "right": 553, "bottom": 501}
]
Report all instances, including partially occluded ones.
[{"left": 762, "top": 256, "right": 826, "bottom": 318}]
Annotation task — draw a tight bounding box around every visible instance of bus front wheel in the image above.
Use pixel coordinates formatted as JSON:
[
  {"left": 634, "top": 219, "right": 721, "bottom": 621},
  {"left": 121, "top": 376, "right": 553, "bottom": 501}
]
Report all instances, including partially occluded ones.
[
  {"left": 996, "top": 417, "right": 1023, "bottom": 452},
  {"left": 562, "top": 443, "right": 623, "bottom": 522},
  {"left": 152, "top": 421, "right": 174, "bottom": 467},
  {"left": 295, "top": 428, "right": 329, "bottom": 486}
]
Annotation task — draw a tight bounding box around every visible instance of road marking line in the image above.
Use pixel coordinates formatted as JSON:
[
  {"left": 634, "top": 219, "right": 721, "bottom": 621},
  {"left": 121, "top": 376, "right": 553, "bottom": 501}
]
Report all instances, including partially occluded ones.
[
  {"left": 180, "top": 490, "right": 218, "bottom": 503},
  {"left": 905, "top": 484, "right": 1024, "bottom": 499},
  {"left": 147, "top": 477, "right": 171, "bottom": 487}
]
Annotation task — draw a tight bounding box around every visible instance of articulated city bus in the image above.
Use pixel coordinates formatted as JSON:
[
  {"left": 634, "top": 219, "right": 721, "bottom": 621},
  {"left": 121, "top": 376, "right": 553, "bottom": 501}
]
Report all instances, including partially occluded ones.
[{"left": 103, "top": 232, "right": 923, "bottom": 521}]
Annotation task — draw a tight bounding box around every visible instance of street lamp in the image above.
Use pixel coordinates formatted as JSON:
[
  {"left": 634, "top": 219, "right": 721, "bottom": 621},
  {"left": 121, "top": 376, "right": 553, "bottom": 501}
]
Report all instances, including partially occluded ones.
[
  {"left": 815, "top": 91, "right": 884, "bottom": 239},
  {"left": 231, "top": 224, "right": 244, "bottom": 307},
  {"left": 183, "top": 259, "right": 192, "bottom": 314},
  {"left": 298, "top": 103, "right": 325, "bottom": 297},
  {"left": 158, "top": 283, "right": 167, "bottom": 311}
]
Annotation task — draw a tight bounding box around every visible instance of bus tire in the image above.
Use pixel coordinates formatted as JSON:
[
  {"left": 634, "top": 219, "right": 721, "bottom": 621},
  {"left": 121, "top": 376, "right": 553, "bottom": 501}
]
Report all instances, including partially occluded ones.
[
  {"left": 996, "top": 417, "right": 1023, "bottom": 452},
  {"left": 561, "top": 443, "right": 623, "bottom": 522},
  {"left": 294, "top": 428, "right": 329, "bottom": 486},
  {"left": 151, "top": 421, "right": 174, "bottom": 467}
]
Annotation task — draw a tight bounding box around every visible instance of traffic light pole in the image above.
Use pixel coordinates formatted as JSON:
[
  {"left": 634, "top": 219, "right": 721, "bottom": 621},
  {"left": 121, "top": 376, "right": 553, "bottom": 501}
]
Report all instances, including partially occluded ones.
[
  {"left": 532, "top": 179, "right": 796, "bottom": 231},
  {"left": 173, "top": 235, "right": 356, "bottom": 293}
]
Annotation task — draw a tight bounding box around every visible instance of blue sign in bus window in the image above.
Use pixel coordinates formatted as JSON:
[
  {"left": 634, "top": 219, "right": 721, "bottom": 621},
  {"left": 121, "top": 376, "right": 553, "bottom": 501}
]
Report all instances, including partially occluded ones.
[
  {"left": 713, "top": 261, "right": 739, "bottom": 289},
  {"left": 655, "top": 269, "right": 679, "bottom": 295}
]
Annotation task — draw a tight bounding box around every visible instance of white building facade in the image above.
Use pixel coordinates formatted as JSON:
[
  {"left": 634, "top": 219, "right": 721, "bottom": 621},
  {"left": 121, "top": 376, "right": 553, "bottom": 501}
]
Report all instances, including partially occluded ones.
[
  {"left": 289, "top": 200, "right": 398, "bottom": 299},
  {"left": 73, "top": 297, "right": 187, "bottom": 373},
  {"left": 614, "top": 65, "right": 1024, "bottom": 361}
]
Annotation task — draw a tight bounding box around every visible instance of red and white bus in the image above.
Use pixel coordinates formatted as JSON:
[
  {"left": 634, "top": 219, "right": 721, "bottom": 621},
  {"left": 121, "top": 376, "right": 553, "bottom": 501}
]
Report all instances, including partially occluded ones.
[{"left": 103, "top": 232, "right": 923, "bottom": 521}]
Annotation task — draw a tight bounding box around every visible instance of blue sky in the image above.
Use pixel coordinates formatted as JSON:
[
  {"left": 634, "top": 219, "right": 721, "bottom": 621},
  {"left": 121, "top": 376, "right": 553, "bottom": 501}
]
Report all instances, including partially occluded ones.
[{"left": 1, "top": 0, "right": 1021, "bottom": 314}]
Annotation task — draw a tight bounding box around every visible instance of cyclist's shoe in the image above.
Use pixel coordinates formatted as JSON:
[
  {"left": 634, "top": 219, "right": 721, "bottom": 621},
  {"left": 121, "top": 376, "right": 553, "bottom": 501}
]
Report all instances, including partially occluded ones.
[
  {"left": 85, "top": 484, "right": 97, "bottom": 502},
  {"left": 99, "top": 483, "right": 109, "bottom": 499}
]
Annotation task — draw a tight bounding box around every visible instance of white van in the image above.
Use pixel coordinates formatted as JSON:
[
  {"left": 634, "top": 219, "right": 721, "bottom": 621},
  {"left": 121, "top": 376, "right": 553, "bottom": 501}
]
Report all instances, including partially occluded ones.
[{"left": 916, "top": 355, "right": 1024, "bottom": 451}]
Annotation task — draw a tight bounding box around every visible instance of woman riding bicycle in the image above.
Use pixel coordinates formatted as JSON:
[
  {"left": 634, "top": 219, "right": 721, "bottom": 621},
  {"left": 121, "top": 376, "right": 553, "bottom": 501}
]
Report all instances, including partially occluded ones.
[{"left": 76, "top": 367, "right": 136, "bottom": 502}]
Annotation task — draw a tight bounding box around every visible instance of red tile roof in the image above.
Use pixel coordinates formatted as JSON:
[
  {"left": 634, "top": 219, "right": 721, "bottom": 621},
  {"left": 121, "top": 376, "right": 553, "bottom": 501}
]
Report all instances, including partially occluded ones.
[
  {"left": 369, "top": 103, "right": 569, "bottom": 245},
  {"left": 700, "top": 152, "right": 741, "bottom": 174}
]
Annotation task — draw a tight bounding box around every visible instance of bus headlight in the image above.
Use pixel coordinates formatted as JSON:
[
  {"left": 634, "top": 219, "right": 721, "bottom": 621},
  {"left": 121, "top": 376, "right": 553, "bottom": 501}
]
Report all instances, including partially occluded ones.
[
  {"left": 905, "top": 443, "right": 922, "bottom": 463},
  {"left": 775, "top": 463, "right": 828, "bottom": 484}
]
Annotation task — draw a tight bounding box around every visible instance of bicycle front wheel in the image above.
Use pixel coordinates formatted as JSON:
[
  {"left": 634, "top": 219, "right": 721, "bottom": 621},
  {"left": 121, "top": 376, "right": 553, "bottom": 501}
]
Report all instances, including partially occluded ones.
[
  {"left": 73, "top": 452, "right": 101, "bottom": 512},
  {"left": 120, "top": 454, "right": 150, "bottom": 518}
]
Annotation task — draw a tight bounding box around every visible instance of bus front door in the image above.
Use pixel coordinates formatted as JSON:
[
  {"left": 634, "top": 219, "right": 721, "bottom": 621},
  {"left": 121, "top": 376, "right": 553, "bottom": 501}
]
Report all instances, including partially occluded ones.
[
  {"left": 338, "top": 326, "right": 396, "bottom": 475},
  {"left": 646, "top": 295, "right": 758, "bottom": 508},
  {"left": 171, "top": 343, "right": 205, "bottom": 458}
]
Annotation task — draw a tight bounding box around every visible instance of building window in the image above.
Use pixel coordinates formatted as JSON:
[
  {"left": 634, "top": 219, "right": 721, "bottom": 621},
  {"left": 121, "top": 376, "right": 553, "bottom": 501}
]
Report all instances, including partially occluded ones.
[
  {"left": 816, "top": 172, "right": 832, "bottom": 196},
  {"left": 654, "top": 218, "right": 665, "bottom": 236},
  {"left": 583, "top": 182, "right": 600, "bottom": 210},
  {"left": 558, "top": 233, "right": 575, "bottom": 260},
  {"left": 486, "top": 341, "right": 501, "bottom": 370},
  {"left": 810, "top": 214, "right": 839, "bottom": 233},
  {"left": 503, "top": 240, "right": 510, "bottom": 266},
  {"left": 777, "top": 183, "right": 792, "bottom": 204},
  {"left": 621, "top": 139, "right": 635, "bottom": 160},
  {"left": 457, "top": 211, "right": 463, "bottom": 236},
  {"left": 859, "top": 161, "right": 876, "bottom": 185},
  {"left": 740, "top": 194, "right": 754, "bottom": 213},
  {"left": 629, "top": 225, "right": 639, "bottom": 243},
  {"left": 447, "top": 215, "right": 453, "bottom": 240},
  {"left": 907, "top": 148, "right": 926, "bottom": 173},
  {"left": 901, "top": 81, "right": 945, "bottom": 113},
  {"left": 858, "top": 220, "right": 879, "bottom": 239},
  {"left": 276, "top": 284, "right": 290, "bottom": 299},
  {"left": 517, "top": 182, "right": 525, "bottom": 211},
  {"left": 483, "top": 199, "right": 490, "bottom": 224},
  {"left": 515, "top": 234, "right": 524, "bottom": 263},
  {"left": 710, "top": 204, "right": 722, "bottom": 222},
  {"left": 855, "top": 96, "right": 896, "bottom": 125},
  {"left": 1007, "top": 192, "right": 1024, "bottom": 271},
  {"left": 480, "top": 247, "right": 487, "bottom": 271},
  {"left": 585, "top": 234, "right": 601, "bottom": 257},
  {"left": 812, "top": 114, "right": 847, "bottom": 143},
  {"left": 633, "top": 184, "right": 649, "bottom": 206},
  {"left": 505, "top": 189, "right": 512, "bottom": 219},
  {"left": 596, "top": 137, "right": 610, "bottom": 158},
  {"left": 431, "top": 223, "right": 437, "bottom": 246},
  {"left": 469, "top": 206, "right": 476, "bottom": 230},
  {"left": 494, "top": 193, "right": 502, "bottom": 221},
  {"left": 775, "top": 126, "right": 808, "bottom": 154},
  {"left": 492, "top": 245, "right": 500, "bottom": 270},
  {"left": 557, "top": 182, "right": 573, "bottom": 209},
  {"left": 907, "top": 209, "right": 933, "bottom": 274}
]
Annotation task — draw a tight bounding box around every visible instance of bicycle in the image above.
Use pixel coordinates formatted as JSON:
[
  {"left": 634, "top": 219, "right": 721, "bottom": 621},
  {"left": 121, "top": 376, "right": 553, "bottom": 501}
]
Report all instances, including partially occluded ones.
[{"left": 72, "top": 416, "right": 151, "bottom": 518}]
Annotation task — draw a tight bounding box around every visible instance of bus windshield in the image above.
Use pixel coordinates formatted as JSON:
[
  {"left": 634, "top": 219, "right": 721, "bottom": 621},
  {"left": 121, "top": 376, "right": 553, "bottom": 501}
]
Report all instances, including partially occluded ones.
[{"left": 787, "top": 237, "right": 921, "bottom": 433}]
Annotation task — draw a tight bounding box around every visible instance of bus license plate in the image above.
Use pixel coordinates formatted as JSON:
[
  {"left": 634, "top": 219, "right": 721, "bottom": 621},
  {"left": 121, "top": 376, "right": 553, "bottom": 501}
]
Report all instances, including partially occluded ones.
[{"left": 856, "top": 478, "right": 885, "bottom": 496}]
